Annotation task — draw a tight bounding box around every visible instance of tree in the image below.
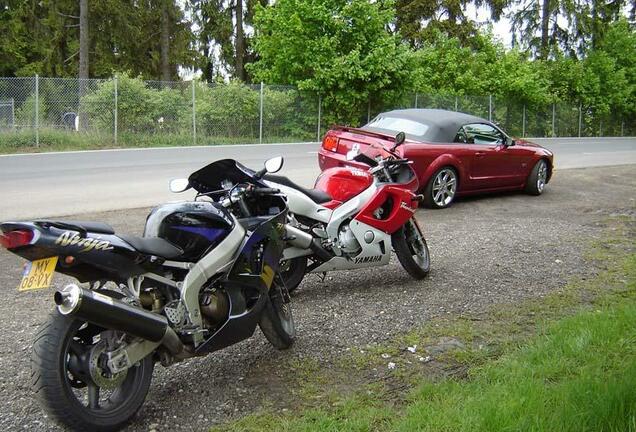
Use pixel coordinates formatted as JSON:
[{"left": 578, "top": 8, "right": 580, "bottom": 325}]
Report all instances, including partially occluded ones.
[
  {"left": 250, "top": 0, "right": 412, "bottom": 124},
  {"left": 194, "top": 0, "right": 267, "bottom": 81},
  {"left": 510, "top": 0, "right": 628, "bottom": 59},
  {"left": 0, "top": 0, "right": 196, "bottom": 79},
  {"left": 396, "top": 0, "right": 510, "bottom": 48},
  {"left": 79, "top": 0, "right": 88, "bottom": 79}
]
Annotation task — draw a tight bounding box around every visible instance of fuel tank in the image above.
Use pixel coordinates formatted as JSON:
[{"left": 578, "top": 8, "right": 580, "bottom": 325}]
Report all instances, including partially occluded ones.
[
  {"left": 144, "top": 201, "right": 235, "bottom": 262},
  {"left": 314, "top": 167, "right": 373, "bottom": 203}
]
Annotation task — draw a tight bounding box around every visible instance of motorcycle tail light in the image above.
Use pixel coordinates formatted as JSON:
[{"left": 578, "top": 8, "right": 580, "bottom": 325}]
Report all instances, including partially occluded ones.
[
  {"left": 0, "top": 229, "right": 34, "bottom": 249},
  {"left": 323, "top": 135, "right": 339, "bottom": 152}
]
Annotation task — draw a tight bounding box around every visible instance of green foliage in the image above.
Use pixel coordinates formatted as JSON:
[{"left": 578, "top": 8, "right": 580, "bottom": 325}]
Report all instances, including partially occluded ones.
[
  {"left": 0, "top": 1, "right": 196, "bottom": 79},
  {"left": 250, "top": 0, "right": 412, "bottom": 125}
]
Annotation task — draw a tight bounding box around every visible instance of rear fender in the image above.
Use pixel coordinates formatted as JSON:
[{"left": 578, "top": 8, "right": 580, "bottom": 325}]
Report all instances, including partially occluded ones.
[{"left": 1, "top": 221, "right": 150, "bottom": 282}]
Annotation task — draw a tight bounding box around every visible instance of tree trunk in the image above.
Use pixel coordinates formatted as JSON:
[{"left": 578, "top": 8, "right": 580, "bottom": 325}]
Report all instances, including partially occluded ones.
[
  {"left": 235, "top": 0, "right": 245, "bottom": 81},
  {"left": 160, "top": 0, "right": 171, "bottom": 83},
  {"left": 539, "top": 0, "right": 551, "bottom": 60},
  {"left": 79, "top": 0, "right": 89, "bottom": 79}
]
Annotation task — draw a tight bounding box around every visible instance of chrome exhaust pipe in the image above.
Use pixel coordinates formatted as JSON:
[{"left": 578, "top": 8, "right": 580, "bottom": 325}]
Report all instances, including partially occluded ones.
[
  {"left": 54, "top": 284, "right": 183, "bottom": 355},
  {"left": 284, "top": 224, "right": 332, "bottom": 262}
]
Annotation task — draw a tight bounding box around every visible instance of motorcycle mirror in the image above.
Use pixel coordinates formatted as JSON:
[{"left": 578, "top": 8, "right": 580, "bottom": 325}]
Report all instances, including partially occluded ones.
[
  {"left": 392, "top": 132, "right": 406, "bottom": 150},
  {"left": 346, "top": 143, "right": 360, "bottom": 161},
  {"left": 264, "top": 156, "right": 284, "bottom": 174},
  {"left": 169, "top": 178, "right": 190, "bottom": 193}
]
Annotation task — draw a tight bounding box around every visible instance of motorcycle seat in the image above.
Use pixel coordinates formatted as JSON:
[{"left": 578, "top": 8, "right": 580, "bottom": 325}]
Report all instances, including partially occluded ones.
[
  {"left": 263, "top": 174, "right": 332, "bottom": 204},
  {"left": 37, "top": 220, "right": 116, "bottom": 235},
  {"left": 119, "top": 235, "right": 183, "bottom": 259}
]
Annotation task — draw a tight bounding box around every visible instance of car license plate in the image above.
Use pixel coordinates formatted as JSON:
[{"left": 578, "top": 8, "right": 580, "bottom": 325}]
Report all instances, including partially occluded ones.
[{"left": 18, "top": 257, "right": 58, "bottom": 291}]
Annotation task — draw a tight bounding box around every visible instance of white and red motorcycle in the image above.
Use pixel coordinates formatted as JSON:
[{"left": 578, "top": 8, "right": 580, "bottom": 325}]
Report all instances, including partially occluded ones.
[{"left": 264, "top": 132, "right": 431, "bottom": 291}]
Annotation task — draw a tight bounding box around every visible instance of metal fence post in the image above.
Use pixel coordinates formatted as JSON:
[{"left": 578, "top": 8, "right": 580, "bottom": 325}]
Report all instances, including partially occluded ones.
[
  {"left": 552, "top": 103, "right": 556, "bottom": 137},
  {"left": 621, "top": 119, "right": 624, "bottom": 137},
  {"left": 578, "top": 103, "right": 582, "bottom": 138},
  {"left": 367, "top": 100, "right": 371, "bottom": 123},
  {"left": 10, "top": 98, "right": 15, "bottom": 129},
  {"left": 599, "top": 119, "right": 602, "bottom": 137},
  {"left": 522, "top": 104, "right": 526, "bottom": 138},
  {"left": 414, "top": 93, "right": 418, "bottom": 109},
  {"left": 35, "top": 74, "right": 39, "bottom": 147},
  {"left": 191, "top": 80, "right": 196, "bottom": 146},
  {"left": 316, "top": 95, "right": 322, "bottom": 142},
  {"left": 259, "top": 82, "right": 264, "bottom": 144},
  {"left": 455, "top": 96, "right": 458, "bottom": 112},
  {"left": 488, "top": 94, "right": 492, "bottom": 122},
  {"left": 114, "top": 76, "right": 118, "bottom": 145}
]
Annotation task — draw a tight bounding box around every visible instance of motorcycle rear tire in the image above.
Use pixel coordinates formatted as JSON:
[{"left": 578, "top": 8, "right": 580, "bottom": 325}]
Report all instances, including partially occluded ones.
[
  {"left": 280, "top": 256, "right": 307, "bottom": 293},
  {"left": 31, "top": 311, "right": 154, "bottom": 432},
  {"left": 259, "top": 285, "right": 296, "bottom": 350}
]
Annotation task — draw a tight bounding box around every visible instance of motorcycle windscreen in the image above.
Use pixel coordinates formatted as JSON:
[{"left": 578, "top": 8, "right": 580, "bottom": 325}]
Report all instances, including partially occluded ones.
[{"left": 188, "top": 159, "right": 266, "bottom": 194}]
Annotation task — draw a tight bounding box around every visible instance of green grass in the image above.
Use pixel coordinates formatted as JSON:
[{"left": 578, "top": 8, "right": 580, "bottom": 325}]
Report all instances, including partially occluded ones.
[
  {"left": 0, "top": 129, "right": 315, "bottom": 154},
  {"left": 213, "top": 217, "right": 636, "bottom": 432}
]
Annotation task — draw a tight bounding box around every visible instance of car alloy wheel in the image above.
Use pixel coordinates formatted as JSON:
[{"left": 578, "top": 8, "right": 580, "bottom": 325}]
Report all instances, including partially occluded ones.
[
  {"left": 536, "top": 160, "right": 547, "bottom": 193},
  {"left": 432, "top": 168, "right": 457, "bottom": 207}
]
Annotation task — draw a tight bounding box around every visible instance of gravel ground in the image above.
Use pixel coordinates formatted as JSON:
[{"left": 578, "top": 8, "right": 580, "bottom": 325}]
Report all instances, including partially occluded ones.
[{"left": 0, "top": 164, "right": 635, "bottom": 431}]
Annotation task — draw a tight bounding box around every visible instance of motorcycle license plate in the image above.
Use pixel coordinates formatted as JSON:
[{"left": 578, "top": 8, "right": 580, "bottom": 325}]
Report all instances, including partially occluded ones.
[{"left": 18, "top": 257, "right": 58, "bottom": 292}]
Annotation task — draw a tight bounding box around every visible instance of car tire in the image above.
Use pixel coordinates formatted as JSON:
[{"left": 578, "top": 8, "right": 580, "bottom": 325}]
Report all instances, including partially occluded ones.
[
  {"left": 423, "top": 167, "right": 458, "bottom": 209},
  {"left": 525, "top": 159, "right": 549, "bottom": 195}
]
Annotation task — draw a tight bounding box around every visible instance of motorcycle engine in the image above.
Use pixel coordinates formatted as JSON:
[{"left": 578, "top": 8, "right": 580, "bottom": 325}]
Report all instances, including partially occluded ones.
[{"left": 338, "top": 225, "right": 361, "bottom": 255}]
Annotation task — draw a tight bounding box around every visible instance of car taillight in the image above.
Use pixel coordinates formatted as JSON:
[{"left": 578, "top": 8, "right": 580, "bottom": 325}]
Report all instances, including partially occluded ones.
[
  {"left": 322, "top": 135, "right": 339, "bottom": 152},
  {"left": 0, "top": 229, "right": 34, "bottom": 249}
]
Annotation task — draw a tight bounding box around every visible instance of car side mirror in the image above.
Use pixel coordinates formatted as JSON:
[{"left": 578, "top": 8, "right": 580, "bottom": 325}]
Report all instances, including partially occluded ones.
[
  {"left": 505, "top": 137, "right": 516, "bottom": 147},
  {"left": 169, "top": 178, "right": 190, "bottom": 193}
]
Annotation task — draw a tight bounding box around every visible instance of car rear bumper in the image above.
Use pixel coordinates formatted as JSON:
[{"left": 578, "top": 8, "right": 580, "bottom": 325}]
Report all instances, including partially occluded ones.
[{"left": 318, "top": 149, "right": 368, "bottom": 171}]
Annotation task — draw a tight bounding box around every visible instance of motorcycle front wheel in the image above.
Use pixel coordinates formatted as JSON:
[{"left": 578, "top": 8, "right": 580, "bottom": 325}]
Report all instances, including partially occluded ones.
[
  {"left": 31, "top": 312, "right": 154, "bottom": 432},
  {"left": 259, "top": 282, "right": 296, "bottom": 349},
  {"left": 392, "top": 219, "right": 431, "bottom": 280}
]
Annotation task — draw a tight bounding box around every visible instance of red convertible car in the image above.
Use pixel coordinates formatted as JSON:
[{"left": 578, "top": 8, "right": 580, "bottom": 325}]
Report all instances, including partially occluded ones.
[{"left": 318, "top": 109, "right": 554, "bottom": 209}]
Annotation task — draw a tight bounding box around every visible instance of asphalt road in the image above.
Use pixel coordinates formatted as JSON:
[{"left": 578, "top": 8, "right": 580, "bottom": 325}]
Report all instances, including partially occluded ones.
[{"left": 0, "top": 137, "right": 634, "bottom": 220}]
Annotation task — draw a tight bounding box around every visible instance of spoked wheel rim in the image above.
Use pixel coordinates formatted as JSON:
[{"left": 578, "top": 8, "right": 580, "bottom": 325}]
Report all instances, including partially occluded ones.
[
  {"left": 63, "top": 321, "right": 147, "bottom": 417},
  {"left": 432, "top": 169, "right": 457, "bottom": 207},
  {"left": 536, "top": 161, "right": 547, "bottom": 193},
  {"left": 406, "top": 221, "right": 430, "bottom": 271}
]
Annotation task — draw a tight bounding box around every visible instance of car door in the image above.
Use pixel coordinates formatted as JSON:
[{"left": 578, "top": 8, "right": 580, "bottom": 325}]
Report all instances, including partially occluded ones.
[{"left": 460, "top": 123, "right": 521, "bottom": 189}]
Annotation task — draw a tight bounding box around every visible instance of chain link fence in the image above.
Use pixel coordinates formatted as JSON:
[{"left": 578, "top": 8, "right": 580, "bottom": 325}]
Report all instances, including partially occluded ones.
[{"left": 0, "top": 76, "right": 634, "bottom": 150}]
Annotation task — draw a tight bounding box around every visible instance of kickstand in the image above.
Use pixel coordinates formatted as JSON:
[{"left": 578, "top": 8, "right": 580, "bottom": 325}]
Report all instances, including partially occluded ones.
[{"left": 318, "top": 272, "right": 327, "bottom": 283}]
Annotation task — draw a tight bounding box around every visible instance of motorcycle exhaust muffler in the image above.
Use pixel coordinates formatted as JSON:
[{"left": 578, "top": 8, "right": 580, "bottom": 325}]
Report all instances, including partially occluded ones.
[
  {"left": 285, "top": 224, "right": 332, "bottom": 262},
  {"left": 54, "top": 284, "right": 183, "bottom": 355}
]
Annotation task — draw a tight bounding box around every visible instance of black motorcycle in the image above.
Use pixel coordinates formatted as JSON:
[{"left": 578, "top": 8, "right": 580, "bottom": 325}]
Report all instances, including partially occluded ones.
[{"left": 0, "top": 156, "right": 296, "bottom": 431}]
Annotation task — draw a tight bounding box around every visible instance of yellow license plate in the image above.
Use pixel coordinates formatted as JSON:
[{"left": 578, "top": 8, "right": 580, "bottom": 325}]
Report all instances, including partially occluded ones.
[{"left": 18, "top": 257, "right": 58, "bottom": 291}]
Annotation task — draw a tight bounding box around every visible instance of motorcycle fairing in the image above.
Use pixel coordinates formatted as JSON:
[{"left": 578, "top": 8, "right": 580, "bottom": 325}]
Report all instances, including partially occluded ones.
[
  {"left": 0, "top": 221, "right": 161, "bottom": 283},
  {"left": 310, "top": 220, "right": 391, "bottom": 272},
  {"left": 194, "top": 205, "right": 287, "bottom": 353},
  {"left": 354, "top": 184, "right": 418, "bottom": 234}
]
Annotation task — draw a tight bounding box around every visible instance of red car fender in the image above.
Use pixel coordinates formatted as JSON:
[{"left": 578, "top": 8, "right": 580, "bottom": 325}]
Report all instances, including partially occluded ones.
[{"left": 411, "top": 152, "right": 467, "bottom": 192}]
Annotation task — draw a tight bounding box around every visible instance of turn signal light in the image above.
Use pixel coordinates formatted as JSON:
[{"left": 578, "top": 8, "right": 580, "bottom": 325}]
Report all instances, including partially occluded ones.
[
  {"left": 322, "top": 135, "right": 339, "bottom": 152},
  {"left": 0, "top": 229, "right": 34, "bottom": 249}
]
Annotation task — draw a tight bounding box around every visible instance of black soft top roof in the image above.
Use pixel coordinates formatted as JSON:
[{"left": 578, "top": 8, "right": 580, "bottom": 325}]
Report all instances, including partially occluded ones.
[{"left": 362, "top": 108, "right": 495, "bottom": 143}]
